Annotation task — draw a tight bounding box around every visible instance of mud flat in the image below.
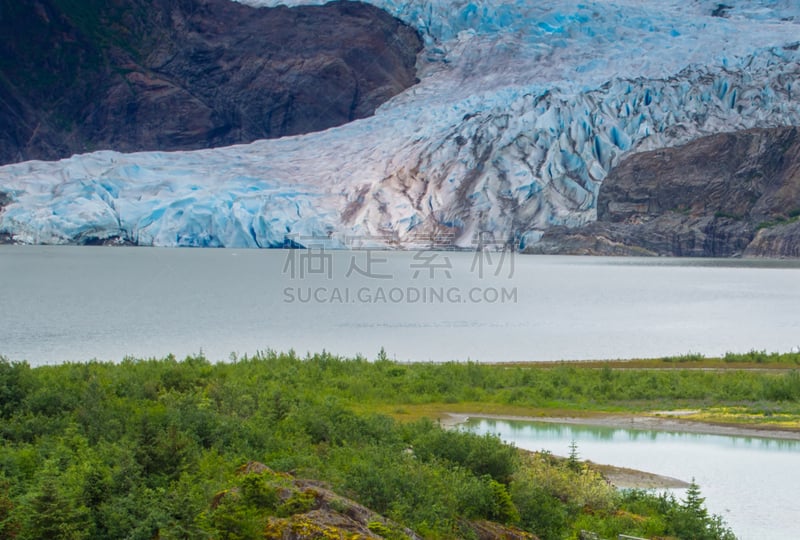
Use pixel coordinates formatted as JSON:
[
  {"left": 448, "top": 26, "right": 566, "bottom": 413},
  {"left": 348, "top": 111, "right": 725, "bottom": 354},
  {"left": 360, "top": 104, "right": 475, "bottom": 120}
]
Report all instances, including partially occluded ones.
[{"left": 587, "top": 462, "right": 689, "bottom": 489}]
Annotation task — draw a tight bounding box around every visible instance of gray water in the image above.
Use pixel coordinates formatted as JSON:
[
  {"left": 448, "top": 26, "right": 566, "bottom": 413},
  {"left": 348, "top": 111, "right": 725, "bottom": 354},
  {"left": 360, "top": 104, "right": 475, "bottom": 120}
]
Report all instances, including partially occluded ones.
[
  {"left": 2, "top": 245, "right": 800, "bottom": 364},
  {"left": 464, "top": 418, "right": 800, "bottom": 540}
]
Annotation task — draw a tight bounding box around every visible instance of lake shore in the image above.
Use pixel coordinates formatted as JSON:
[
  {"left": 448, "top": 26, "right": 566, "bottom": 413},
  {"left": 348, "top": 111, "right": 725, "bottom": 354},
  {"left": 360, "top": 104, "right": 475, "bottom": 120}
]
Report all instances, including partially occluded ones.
[
  {"left": 441, "top": 411, "right": 800, "bottom": 489},
  {"left": 441, "top": 411, "right": 800, "bottom": 441}
]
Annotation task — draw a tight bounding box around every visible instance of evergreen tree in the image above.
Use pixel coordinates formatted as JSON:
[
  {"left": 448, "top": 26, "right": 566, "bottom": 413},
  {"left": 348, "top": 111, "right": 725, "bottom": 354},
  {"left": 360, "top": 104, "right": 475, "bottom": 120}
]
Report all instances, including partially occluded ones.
[
  {"left": 682, "top": 479, "right": 708, "bottom": 519},
  {"left": 567, "top": 440, "right": 581, "bottom": 472},
  {"left": 669, "top": 479, "right": 735, "bottom": 540},
  {"left": 0, "top": 479, "right": 21, "bottom": 539},
  {"left": 21, "top": 479, "right": 91, "bottom": 540}
]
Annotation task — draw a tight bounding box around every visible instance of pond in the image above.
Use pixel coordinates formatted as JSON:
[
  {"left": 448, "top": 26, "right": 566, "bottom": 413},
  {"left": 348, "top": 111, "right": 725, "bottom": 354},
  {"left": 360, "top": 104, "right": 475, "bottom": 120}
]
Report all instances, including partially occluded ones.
[{"left": 462, "top": 417, "right": 800, "bottom": 540}]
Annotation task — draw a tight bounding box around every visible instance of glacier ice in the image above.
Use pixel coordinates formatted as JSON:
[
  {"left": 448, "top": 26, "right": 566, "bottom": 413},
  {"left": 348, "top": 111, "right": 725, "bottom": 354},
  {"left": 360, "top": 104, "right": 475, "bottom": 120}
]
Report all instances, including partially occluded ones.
[{"left": 1, "top": 0, "right": 800, "bottom": 248}]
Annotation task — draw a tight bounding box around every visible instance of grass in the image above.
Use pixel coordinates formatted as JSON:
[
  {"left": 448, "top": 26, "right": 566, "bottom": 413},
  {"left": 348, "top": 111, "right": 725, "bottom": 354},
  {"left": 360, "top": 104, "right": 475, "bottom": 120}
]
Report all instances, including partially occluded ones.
[
  {"left": 686, "top": 406, "right": 800, "bottom": 429},
  {"left": 368, "top": 399, "right": 800, "bottom": 431},
  {"left": 756, "top": 214, "right": 800, "bottom": 230},
  {"left": 358, "top": 403, "right": 611, "bottom": 424},
  {"left": 496, "top": 350, "right": 800, "bottom": 369},
  {"left": 349, "top": 350, "right": 800, "bottom": 429}
]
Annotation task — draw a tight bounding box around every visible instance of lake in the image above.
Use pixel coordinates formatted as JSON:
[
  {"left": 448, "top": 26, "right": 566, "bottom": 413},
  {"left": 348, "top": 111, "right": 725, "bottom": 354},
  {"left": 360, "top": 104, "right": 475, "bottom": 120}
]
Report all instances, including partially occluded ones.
[
  {"left": 1, "top": 245, "right": 800, "bottom": 365},
  {"left": 463, "top": 417, "right": 800, "bottom": 540}
]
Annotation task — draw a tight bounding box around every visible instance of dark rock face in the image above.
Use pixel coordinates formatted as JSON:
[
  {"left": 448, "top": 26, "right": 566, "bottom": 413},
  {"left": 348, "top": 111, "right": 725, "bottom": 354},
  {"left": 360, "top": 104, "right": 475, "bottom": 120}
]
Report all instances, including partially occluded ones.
[
  {"left": 530, "top": 127, "right": 800, "bottom": 257},
  {"left": 0, "top": 0, "right": 422, "bottom": 164},
  {"left": 745, "top": 221, "right": 800, "bottom": 257},
  {"left": 0, "top": 190, "right": 8, "bottom": 244}
]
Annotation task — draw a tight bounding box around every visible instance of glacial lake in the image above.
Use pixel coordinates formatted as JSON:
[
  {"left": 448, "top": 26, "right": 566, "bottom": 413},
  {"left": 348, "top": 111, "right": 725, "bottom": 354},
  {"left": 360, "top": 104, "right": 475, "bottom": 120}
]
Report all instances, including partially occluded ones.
[
  {"left": 1, "top": 245, "right": 800, "bottom": 365},
  {"left": 463, "top": 418, "right": 800, "bottom": 540}
]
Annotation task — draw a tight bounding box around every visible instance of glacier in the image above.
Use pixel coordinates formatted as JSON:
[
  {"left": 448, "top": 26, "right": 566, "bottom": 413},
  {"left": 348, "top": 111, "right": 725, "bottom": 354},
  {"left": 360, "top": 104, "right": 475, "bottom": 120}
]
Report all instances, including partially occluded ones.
[{"left": 1, "top": 0, "right": 799, "bottom": 248}]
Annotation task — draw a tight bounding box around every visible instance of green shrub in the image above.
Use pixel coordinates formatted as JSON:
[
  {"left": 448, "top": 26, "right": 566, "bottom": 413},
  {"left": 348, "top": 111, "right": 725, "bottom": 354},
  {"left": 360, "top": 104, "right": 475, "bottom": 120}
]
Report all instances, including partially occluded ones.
[
  {"left": 276, "top": 489, "right": 317, "bottom": 517},
  {"left": 0, "top": 352, "right": 745, "bottom": 540}
]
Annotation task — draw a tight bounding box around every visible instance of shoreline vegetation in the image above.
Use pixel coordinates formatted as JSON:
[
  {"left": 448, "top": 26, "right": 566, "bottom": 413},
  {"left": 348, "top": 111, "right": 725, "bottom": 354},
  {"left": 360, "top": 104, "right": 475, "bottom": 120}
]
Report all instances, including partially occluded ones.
[{"left": 3, "top": 349, "right": 798, "bottom": 539}]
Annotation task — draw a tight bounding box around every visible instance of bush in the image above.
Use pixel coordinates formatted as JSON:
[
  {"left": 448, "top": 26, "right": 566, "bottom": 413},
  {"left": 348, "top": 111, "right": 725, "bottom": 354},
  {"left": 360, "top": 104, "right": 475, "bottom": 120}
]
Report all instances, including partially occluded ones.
[
  {"left": 0, "top": 352, "right": 742, "bottom": 540},
  {"left": 408, "top": 420, "right": 518, "bottom": 483}
]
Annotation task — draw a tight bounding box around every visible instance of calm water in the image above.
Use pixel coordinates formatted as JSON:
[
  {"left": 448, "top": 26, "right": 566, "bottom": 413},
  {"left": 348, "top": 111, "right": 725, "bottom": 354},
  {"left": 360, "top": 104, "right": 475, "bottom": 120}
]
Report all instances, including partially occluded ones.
[
  {"left": 464, "top": 418, "right": 800, "bottom": 540},
  {"left": 1, "top": 245, "right": 800, "bottom": 364}
]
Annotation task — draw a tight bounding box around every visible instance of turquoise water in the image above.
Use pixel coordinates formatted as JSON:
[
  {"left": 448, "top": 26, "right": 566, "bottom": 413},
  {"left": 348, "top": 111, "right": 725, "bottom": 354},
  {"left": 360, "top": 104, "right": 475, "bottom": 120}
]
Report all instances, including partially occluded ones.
[
  {"left": 2, "top": 246, "right": 800, "bottom": 364},
  {"left": 464, "top": 418, "right": 800, "bottom": 540}
]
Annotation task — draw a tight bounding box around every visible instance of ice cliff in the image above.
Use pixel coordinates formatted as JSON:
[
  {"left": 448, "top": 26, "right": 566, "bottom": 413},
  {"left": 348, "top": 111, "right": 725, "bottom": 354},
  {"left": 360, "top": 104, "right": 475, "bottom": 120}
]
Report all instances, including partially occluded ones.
[{"left": 1, "top": 0, "right": 799, "bottom": 248}]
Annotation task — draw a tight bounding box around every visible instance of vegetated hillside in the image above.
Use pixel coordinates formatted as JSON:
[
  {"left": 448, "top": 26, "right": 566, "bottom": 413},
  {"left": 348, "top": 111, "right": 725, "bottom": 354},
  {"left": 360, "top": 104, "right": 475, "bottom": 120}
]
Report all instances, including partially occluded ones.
[
  {"left": 529, "top": 126, "right": 800, "bottom": 257},
  {"left": 0, "top": 0, "right": 422, "bottom": 164},
  {"left": 0, "top": 351, "right": 745, "bottom": 540}
]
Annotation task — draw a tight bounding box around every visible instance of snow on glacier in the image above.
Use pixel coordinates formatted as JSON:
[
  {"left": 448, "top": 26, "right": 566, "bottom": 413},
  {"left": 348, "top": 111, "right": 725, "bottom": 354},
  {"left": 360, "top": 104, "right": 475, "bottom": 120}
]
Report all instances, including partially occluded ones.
[{"left": 1, "top": 0, "right": 800, "bottom": 247}]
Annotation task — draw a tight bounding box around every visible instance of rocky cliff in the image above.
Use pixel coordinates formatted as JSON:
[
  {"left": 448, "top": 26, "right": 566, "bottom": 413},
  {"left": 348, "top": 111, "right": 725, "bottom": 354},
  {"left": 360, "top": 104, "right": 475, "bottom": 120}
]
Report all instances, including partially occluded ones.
[
  {"left": 529, "top": 127, "right": 800, "bottom": 257},
  {"left": 0, "top": 0, "right": 421, "bottom": 164}
]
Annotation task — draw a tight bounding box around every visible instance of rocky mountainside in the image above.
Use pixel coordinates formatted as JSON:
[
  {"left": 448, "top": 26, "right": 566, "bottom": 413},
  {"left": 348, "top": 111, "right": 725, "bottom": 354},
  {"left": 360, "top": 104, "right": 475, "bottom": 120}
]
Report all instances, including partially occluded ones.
[
  {"left": 0, "top": 0, "right": 421, "bottom": 164},
  {"left": 529, "top": 127, "right": 800, "bottom": 257}
]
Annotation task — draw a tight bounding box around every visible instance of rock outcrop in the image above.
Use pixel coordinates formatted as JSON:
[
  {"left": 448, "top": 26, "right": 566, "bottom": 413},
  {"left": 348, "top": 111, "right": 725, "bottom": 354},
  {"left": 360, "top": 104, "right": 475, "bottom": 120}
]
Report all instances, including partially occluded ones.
[
  {"left": 0, "top": 0, "right": 422, "bottom": 164},
  {"left": 529, "top": 127, "right": 800, "bottom": 257},
  {"left": 745, "top": 221, "right": 800, "bottom": 258},
  {"left": 216, "top": 462, "right": 537, "bottom": 540}
]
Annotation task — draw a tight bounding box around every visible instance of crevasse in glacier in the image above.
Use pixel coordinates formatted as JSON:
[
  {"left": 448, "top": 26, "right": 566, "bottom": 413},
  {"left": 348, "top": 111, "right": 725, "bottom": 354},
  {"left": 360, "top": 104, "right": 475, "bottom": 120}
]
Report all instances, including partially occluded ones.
[{"left": 1, "top": 0, "right": 799, "bottom": 247}]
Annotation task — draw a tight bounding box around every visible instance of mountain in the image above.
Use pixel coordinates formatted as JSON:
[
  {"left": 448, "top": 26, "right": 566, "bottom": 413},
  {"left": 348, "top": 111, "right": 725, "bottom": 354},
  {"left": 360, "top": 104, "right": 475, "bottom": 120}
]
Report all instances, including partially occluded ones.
[
  {"left": 0, "top": 0, "right": 422, "bottom": 163},
  {"left": 0, "top": 0, "right": 799, "bottom": 250},
  {"left": 529, "top": 126, "right": 800, "bottom": 257}
]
